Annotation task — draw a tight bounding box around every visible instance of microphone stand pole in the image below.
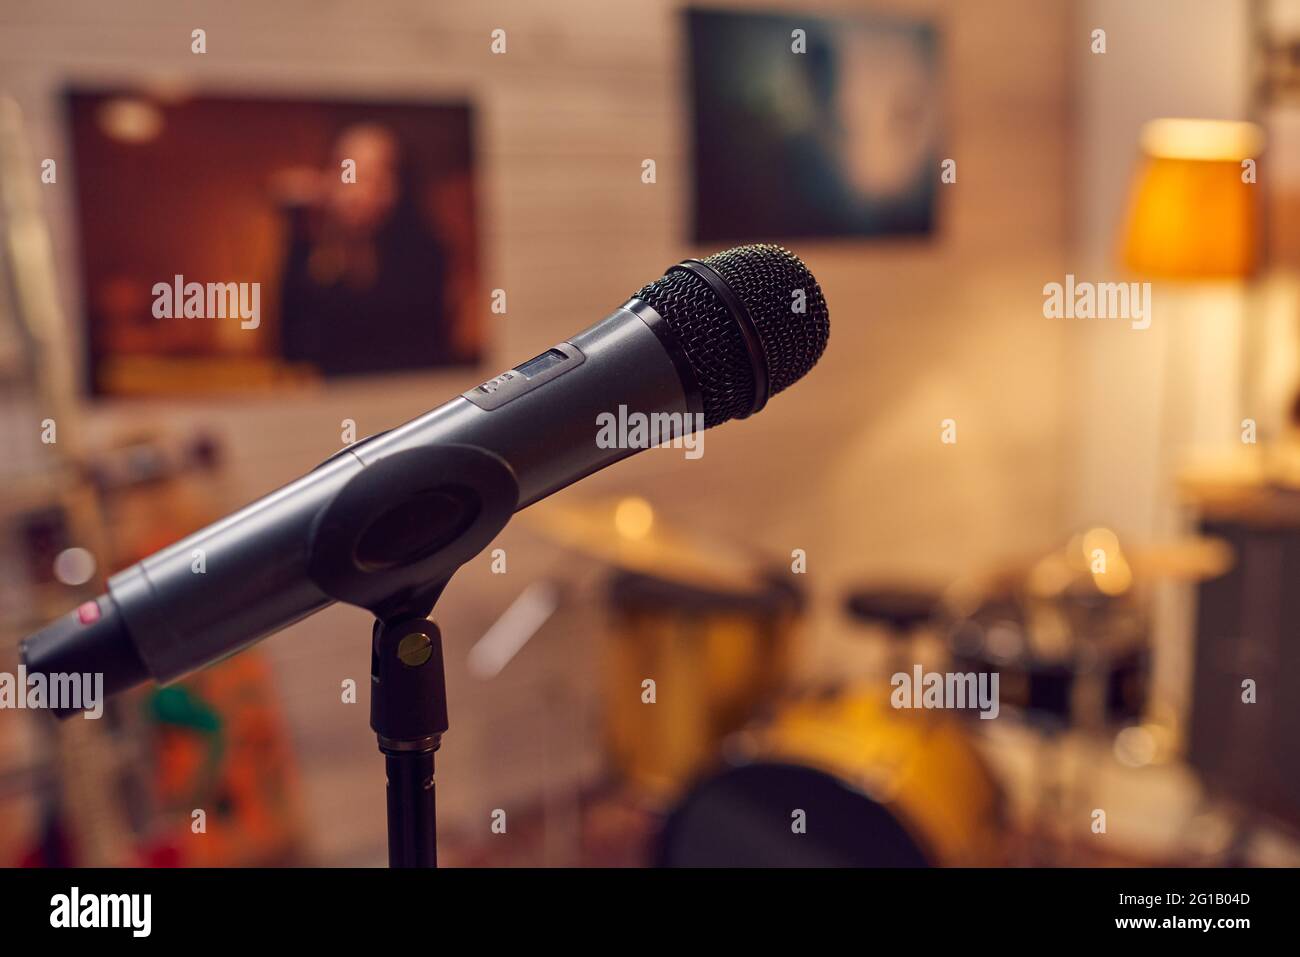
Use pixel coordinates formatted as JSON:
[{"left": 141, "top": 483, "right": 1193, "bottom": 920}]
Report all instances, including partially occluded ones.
[{"left": 371, "top": 611, "right": 448, "bottom": 867}]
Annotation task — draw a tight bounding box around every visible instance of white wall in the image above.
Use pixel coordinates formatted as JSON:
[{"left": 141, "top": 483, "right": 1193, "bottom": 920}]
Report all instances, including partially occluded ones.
[{"left": 1069, "top": 0, "right": 1254, "bottom": 534}]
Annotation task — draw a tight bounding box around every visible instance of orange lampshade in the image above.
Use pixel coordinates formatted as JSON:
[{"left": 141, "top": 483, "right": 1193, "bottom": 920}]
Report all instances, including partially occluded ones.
[{"left": 1121, "top": 118, "right": 1264, "bottom": 280}]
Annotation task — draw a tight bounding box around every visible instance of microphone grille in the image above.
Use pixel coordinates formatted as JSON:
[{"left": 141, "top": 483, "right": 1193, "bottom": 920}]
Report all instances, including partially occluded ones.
[{"left": 632, "top": 244, "right": 830, "bottom": 427}]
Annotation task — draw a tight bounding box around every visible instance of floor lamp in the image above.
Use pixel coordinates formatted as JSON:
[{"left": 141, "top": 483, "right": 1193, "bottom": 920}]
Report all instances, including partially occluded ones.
[{"left": 1117, "top": 117, "right": 1263, "bottom": 807}]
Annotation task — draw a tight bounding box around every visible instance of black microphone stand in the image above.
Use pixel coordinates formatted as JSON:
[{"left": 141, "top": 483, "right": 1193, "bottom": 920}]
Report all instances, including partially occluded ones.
[
  {"left": 304, "top": 444, "right": 519, "bottom": 867},
  {"left": 371, "top": 608, "right": 448, "bottom": 867}
]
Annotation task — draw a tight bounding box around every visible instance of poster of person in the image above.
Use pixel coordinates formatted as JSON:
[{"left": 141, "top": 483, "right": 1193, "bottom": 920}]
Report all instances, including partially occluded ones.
[
  {"left": 66, "top": 89, "right": 481, "bottom": 396},
  {"left": 685, "top": 8, "right": 941, "bottom": 243}
]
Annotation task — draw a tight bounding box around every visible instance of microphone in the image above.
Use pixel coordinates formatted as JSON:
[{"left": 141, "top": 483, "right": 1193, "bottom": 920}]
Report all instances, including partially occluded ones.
[{"left": 22, "top": 243, "right": 830, "bottom": 709}]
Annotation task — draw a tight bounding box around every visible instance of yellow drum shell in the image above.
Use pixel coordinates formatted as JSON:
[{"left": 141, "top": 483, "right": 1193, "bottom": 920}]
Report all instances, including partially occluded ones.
[{"left": 603, "top": 571, "right": 799, "bottom": 800}]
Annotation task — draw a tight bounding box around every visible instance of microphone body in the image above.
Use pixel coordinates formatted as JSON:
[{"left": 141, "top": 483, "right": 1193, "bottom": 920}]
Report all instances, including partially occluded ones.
[
  {"left": 27, "top": 303, "right": 691, "bottom": 690},
  {"left": 22, "top": 243, "right": 830, "bottom": 708}
]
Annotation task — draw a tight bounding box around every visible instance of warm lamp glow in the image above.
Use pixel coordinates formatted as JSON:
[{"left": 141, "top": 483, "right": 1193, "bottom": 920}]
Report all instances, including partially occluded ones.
[
  {"left": 1140, "top": 118, "right": 1263, "bottom": 161},
  {"left": 1121, "top": 118, "right": 1263, "bottom": 280}
]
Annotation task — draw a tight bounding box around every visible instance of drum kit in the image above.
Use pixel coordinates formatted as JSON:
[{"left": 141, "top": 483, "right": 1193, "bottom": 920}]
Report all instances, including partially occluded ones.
[{"left": 523, "top": 498, "right": 1234, "bottom": 866}]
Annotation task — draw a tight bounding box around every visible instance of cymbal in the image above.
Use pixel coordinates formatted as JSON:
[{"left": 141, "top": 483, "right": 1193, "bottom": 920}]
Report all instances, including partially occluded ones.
[
  {"left": 1126, "top": 538, "right": 1235, "bottom": 582},
  {"left": 520, "top": 496, "right": 767, "bottom": 595},
  {"left": 1015, "top": 534, "right": 1236, "bottom": 601}
]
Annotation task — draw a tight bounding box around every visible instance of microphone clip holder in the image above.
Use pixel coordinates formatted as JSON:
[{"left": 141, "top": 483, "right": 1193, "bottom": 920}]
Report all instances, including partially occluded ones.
[{"left": 305, "top": 443, "right": 519, "bottom": 868}]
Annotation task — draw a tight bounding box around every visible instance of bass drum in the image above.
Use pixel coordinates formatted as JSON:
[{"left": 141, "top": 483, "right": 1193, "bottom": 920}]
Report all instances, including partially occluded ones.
[{"left": 658, "top": 689, "right": 1006, "bottom": 866}]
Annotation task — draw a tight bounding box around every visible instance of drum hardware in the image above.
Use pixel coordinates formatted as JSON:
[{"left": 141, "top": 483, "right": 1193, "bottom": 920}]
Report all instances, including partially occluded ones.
[
  {"left": 521, "top": 496, "right": 804, "bottom": 800},
  {"left": 936, "top": 532, "right": 1234, "bottom": 862},
  {"left": 842, "top": 584, "right": 944, "bottom": 680}
]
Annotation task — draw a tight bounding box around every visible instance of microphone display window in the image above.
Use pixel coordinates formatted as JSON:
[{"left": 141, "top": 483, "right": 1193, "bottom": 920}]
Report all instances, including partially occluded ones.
[
  {"left": 516, "top": 348, "right": 568, "bottom": 379},
  {"left": 463, "top": 342, "right": 585, "bottom": 411}
]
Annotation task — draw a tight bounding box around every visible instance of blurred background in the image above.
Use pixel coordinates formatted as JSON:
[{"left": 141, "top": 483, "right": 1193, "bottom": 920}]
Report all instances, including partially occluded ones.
[{"left": 2, "top": 0, "right": 1300, "bottom": 867}]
